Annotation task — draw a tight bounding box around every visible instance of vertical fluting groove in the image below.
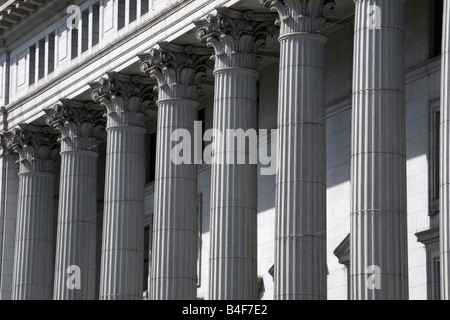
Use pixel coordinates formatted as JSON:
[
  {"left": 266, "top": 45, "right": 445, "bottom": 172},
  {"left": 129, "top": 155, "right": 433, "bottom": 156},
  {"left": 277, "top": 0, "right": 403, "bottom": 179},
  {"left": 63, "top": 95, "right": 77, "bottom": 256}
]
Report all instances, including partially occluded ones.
[
  {"left": 274, "top": 33, "right": 327, "bottom": 300},
  {"left": 12, "top": 171, "right": 55, "bottom": 300},
  {"left": 0, "top": 155, "right": 3, "bottom": 293},
  {"left": 350, "top": 0, "right": 408, "bottom": 300},
  {"left": 0, "top": 154, "right": 19, "bottom": 300},
  {"left": 150, "top": 99, "right": 199, "bottom": 300},
  {"left": 53, "top": 151, "right": 98, "bottom": 300},
  {"left": 99, "top": 126, "right": 145, "bottom": 300},
  {"left": 441, "top": 0, "right": 450, "bottom": 301},
  {"left": 209, "top": 69, "right": 258, "bottom": 300}
]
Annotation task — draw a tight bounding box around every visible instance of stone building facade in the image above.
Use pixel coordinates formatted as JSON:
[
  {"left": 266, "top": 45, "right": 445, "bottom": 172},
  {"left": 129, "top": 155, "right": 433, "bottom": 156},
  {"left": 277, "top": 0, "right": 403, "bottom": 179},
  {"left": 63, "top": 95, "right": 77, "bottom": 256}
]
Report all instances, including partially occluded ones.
[{"left": 0, "top": 0, "right": 449, "bottom": 300}]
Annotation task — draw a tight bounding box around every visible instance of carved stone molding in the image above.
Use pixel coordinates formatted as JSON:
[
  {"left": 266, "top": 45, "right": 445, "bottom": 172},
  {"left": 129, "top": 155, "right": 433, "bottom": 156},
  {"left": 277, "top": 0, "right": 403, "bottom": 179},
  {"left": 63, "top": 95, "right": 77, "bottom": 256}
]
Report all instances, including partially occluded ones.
[
  {"left": 139, "top": 42, "right": 212, "bottom": 101},
  {"left": 4, "top": 0, "right": 71, "bottom": 47},
  {"left": 259, "top": 0, "right": 335, "bottom": 35},
  {"left": 334, "top": 234, "right": 350, "bottom": 266},
  {"left": 89, "top": 72, "right": 156, "bottom": 128},
  {"left": 0, "top": 134, "right": 14, "bottom": 157},
  {"left": 0, "top": 107, "right": 7, "bottom": 140},
  {"left": 3, "top": 124, "right": 59, "bottom": 173},
  {"left": 195, "top": 7, "right": 278, "bottom": 70},
  {"left": 44, "top": 99, "right": 106, "bottom": 153}
]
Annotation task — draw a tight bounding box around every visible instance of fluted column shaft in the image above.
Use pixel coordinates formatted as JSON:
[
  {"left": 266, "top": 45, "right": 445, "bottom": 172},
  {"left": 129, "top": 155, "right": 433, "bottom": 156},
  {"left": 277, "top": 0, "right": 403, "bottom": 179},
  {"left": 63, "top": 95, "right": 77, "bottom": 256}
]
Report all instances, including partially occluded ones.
[
  {"left": 14, "top": 171, "right": 54, "bottom": 300},
  {"left": 195, "top": 8, "right": 275, "bottom": 300},
  {"left": 0, "top": 149, "right": 19, "bottom": 300},
  {"left": 45, "top": 100, "right": 105, "bottom": 300},
  {"left": 151, "top": 99, "right": 199, "bottom": 299},
  {"left": 259, "top": 0, "right": 333, "bottom": 300},
  {"left": 140, "top": 44, "right": 209, "bottom": 300},
  {"left": 275, "top": 33, "right": 327, "bottom": 300},
  {"left": 54, "top": 151, "right": 98, "bottom": 299},
  {"left": 350, "top": 0, "right": 408, "bottom": 300},
  {"left": 209, "top": 68, "right": 258, "bottom": 300},
  {"left": 441, "top": 0, "right": 450, "bottom": 300},
  {"left": 90, "top": 73, "right": 153, "bottom": 300},
  {"left": 101, "top": 125, "right": 145, "bottom": 300},
  {"left": 3, "top": 125, "right": 59, "bottom": 300}
]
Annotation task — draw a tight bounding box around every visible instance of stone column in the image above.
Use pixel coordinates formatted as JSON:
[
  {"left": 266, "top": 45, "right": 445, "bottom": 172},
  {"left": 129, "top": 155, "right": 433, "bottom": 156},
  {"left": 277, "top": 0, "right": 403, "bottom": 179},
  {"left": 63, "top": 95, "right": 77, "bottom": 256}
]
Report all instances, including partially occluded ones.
[
  {"left": 90, "top": 72, "right": 153, "bottom": 300},
  {"left": 441, "top": 0, "right": 450, "bottom": 301},
  {"left": 0, "top": 136, "right": 19, "bottom": 300},
  {"left": 45, "top": 100, "right": 106, "bottom": 300},
  {"left": 139, "top": 43, "right": 210, "bottom": 300},
  {"left": 260, "top": 0, "right": 334, "bottom": 300},
  {"left": 3, "top": 125, "right": 59, "bottom": 300},
  {"left": 195, "top": 8, "right": 275, "bottom": 300},
  {"left": 350, "top": 0, "right": 408, "bottom": 300}
]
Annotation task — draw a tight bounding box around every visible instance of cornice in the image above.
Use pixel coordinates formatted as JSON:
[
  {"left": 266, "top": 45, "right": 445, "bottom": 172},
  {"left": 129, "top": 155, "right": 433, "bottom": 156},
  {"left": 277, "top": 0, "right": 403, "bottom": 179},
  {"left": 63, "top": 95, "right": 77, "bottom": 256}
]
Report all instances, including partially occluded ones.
[
  {"left": 333, "top": 233, "right": 350, "bottom": 266},
  {"left": 1, "top": 0, "right": 85, "bottom": 52},
  {"left": 4, "top": 0, "right": 201, "bottom": 124}
]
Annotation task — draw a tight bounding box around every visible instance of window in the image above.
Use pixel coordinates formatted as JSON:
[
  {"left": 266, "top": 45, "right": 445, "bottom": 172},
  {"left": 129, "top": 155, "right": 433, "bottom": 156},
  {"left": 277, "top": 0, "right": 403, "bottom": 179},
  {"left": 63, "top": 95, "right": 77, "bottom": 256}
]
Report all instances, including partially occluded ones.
[
  {"left": 334, "top": 234, "right": 350, "bottom": 300},
  {"left": 429, "top": 101, "right": 440, "bottom": 227},
  {"left": 144, "top": 225, "right": 150, "bottom": 292},
  {"left": 143, "top": 213, "right": 154, "bottom": 297},
  {"left": 48, "top": 32, "right": 55, "bottom": 74},
  {"left": 82, "top": 10, "right": 89, "bottom": 53},
  {"left": 416, "top": 228, "right": 440, "bottom": 300},
  {"left": 197, "top": 194, "right": 202, "bottom": 288},
  {"left": 118, "top": 0, "right": 126, "bottom": 30},
  {"left": 141, "top": 0, "right": 150, "bottom": 15},
  {"left": 433, "top": 257, "right": 441, "bottom": 300},
  {"left": 130, "top": 0, "right": 137, "bottom": 23},
  {"left": 198, "top": 108, "right": 206, "bottom": 152},
  {"left": 146, "top": 132, "right": 157, "bottom": 184},
  {"left": 92, "top": 3, "right": 100, "bottom": 46},
  {"left": 29, "top": 45, "right": 36, "bottom": 85},
  {"left": 430, "top": 0, "right": 444, "bottom": 59},
  {"left": 71, "top": 27, "right": 78, "bottom": 59},
  {"left": 38, "top": 38, "right": 45, "bottom": 79}
]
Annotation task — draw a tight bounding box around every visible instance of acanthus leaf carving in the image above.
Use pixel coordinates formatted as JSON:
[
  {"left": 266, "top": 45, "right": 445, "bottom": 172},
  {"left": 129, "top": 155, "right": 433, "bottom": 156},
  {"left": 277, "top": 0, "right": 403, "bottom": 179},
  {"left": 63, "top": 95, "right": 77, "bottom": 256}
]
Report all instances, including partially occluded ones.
[
  {"left": 89, "top": 72, "right": 156, "bottom": 128},
  {"left": 44, "top": 99, "right": 106, "bottom": 152},
  {"left": 139, "top": 42, "right": 213, "bottom": 101},
  {"left": 2, "top": 124, "right": 60, "bottom": 173},
  {"left": 259, "top": 0, "right": 335, "bottom": 35},
  {"left": 194, "top": 7, "right": 278, "bottom": 70}
]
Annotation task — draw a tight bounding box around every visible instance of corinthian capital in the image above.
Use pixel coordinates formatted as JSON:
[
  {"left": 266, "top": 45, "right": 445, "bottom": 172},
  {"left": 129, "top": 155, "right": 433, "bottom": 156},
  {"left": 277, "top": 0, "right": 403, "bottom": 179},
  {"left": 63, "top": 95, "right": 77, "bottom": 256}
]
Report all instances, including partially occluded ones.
[
  {"left": 89, "top": 72, "right": 156, "bottom": 128},
  {"left": 195, "top": 7, "right": 278, "bottom": 70},
  {"left": 259, "top": 0, "right": 335, "bottom": 35},
  {"left": 139, "top": 42, "right": 213, "bottom": 101},
  {"left": 44, "top": 100, "right": 106, "bottom": 152},
  {"left": 3, "top": 124, "right": 59, "bottom": 173}
]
